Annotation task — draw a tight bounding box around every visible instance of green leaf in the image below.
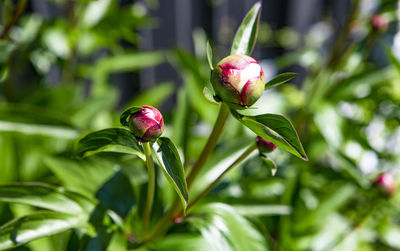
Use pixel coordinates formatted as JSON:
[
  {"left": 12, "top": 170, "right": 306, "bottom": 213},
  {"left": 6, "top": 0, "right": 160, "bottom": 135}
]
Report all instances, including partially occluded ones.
[
  {"left": 172, "top": 48, "right": 208, "bottom": 85},
  {"left": 265, "top": 72, "right": 297, "bottom": 90},
  {"left": 120, "top": 107, "right": 143, "bottom": 127},
  {"left": 95, "top": 170, "right": 136, "bottom": 218},
  {"left": 96, "top": 52, "right": 164, "bottom": 74},
  {"left": 0, "top": 105, "right": 78, "bottom": 139},
  {"left": 153, "top": 137, "right": 189, "bottom": 212},
  {"left": 74, "top": 128, "right": 144, "bottom": 159},
  {"left": 71, "top": 91, "right": 117, "bottom": 128},
  {"left": 0, "top": 40, "right": 16, "bottom": 63},
  {"left": 172, "top": 88, "right": 191, "bottom": 152},
  {"left": 156, "top": 234, "right": 213, "bottom": 251},
  {"left": 171, "top": 48, "right": 218, "bottom": 123},
  {"left": 261, "top": 156, "right": 277, "bottom": 176},
  {"left": 44, "top": 157, "right": 115, "bottom": 199},
  {"left": 92, "top": 51, "right": 165, "bottom": 96},
  {"left": 230, "top": 1, "right": 262, "bottom": 55},
  {"left": 189, "top": 203, "right": 269, "bottom": 251},
  {"left": 190, "top": 138, "right": 252, "bottom": 195},
  {"left": 383, "top": 42, "right": 400, "bottom": 75},
  {"left": 232, "top": 204, "right": 291, "bottom": 216},
  {"left": 314, "top": 104, "right": 343, "bottom": 148},
  {"left": 0, "top": 183, "right": 94, "bottom": 214},
  {"left": 295, "top": 184, "right": 356, "bottom": 231},
  {"left": 0, "top": 135, "right": 17, "bottom": 183},
  {"left": 125, "top": 81, "right": 175, "bottom": 109},
  {"left": 235, "top": 112, "right": 308, "bottom": 160},
  {"left": 206, "top": 41, "right": 214, "bottom": 70},
  {"left": 202, "top": 87, "right": 219, "bottom": 104},
  {"left": 329, "top": 67, "right": 393, "bottom": 101},
  {"left": 0, "top": 212, "right": 86, "bottom": 250}
]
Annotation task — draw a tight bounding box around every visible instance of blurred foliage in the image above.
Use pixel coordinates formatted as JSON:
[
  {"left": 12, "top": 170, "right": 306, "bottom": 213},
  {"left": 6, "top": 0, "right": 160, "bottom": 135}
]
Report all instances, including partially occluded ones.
[{"left": 0, "top": 0, "right": 400, "bottom": 250}]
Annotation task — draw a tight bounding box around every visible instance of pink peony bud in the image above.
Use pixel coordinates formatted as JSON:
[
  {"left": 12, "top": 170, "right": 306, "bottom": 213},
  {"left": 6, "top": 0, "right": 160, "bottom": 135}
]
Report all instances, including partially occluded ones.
[
  {"left": 128, "top": 105, "right": 164, "bottom": 141},
  {"left": 256, "top": 136, "right": 277, "bottom": 154},
  {"left": 211, "top": 54, "right": 265, "bottom": 109},
  {"left": 371, "top": 14, "right": 388, "bottom": 31},
  {"left": 375, "top": 173, "right": 396, "bottom": 196}
]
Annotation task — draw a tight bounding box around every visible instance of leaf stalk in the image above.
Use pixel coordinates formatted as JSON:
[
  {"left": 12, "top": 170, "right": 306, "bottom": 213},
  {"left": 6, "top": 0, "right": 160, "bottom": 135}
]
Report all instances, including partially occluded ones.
[{"left": 142, "top": 141, "right": 155, "bottom": 235}]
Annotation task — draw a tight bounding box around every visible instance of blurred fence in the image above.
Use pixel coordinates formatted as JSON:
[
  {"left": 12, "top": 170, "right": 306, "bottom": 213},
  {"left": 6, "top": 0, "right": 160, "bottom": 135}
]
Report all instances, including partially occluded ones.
[{"left": 0, "top": 0, "right": 352, "bottom": 104}]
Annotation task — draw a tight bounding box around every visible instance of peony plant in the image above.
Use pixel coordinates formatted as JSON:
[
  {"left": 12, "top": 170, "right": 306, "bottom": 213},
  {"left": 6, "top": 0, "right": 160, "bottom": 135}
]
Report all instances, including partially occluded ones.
[{"left": 0, "top": 2, "right": 309, "bottom": 250}]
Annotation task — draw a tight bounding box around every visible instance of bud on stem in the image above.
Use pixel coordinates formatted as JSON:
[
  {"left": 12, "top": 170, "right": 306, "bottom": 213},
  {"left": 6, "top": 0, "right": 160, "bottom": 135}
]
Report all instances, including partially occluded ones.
[
  {"left": 256, "top": 136, "right": 277, "bottom": 154},
  {"left": 370, "top": 14, "right": 388, "bottom": 32},
  {"left": 211, "top": 54, "right": 265, "bottom": 109},
  {"left": 128, "top": 105, "right": 164, "bottom": 142},
  {"left": 374, "top": 173, "right": 396, "bottom": 196}
]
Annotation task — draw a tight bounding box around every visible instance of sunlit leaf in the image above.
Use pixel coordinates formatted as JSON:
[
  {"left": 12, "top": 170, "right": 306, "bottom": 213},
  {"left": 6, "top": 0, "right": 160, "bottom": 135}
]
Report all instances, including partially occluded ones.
[
  {"left": 0, "top": 135, "right": 17, "bottom": 183},
  {"left": 0, "top": 183, "right": 94, "bottom": 214},
  {"left": 153, "top": 137, "right": 189, "bottom": 212},
  {"left": 295, "top": 184, "right": 356, "bottom": 232},
  {"left": 383, "top": 42, "right": 400, "bottom": 76},
  {"left": 206, "top": 41, "right": 214, "bottom": 70},
  {"left": 125, "top": 82, "right": 175, "bottom": 109},
  {"left": 202, "top": 87, "right": 219, "bottom": 104},
  {"left": 82, "top": 0, "right": 112, "bottom": 27},
  {"left": 314, "top": 105, "right": 343, "bottom": 148},
  {"left": 0, "top": 105, "right": 78, "bottom": 139},
  {"left": 172, "top": 88, "right": 191, "bottom": 151},
  {"left": 74, "top": 128, "right": 144, "bottom": 159},
  {"left": 95, "top": 170, "right": 136, "bottom": 218},
  {"left": 95, "top": 51, "right": 164, "bottom": 74},
  {"left": 92, "top": 51, "right": 165, "bottom": 96},
  {"left": 261, "top": 156, "right": 277, "bottom": 176},
  {"left": 0, "top": 121, "right": 78, "bottom": 139},
  {"left": 44, "top": 157, "right": 115, "bottom": 199},
  {"left": 233, "top": 204, "right": 291, "bottom": 216},
  {"left": 0, "top": 40, "right": 16, "bottom": 63},
  {"left": 329, "top": 67, "right": 393, "bottom": 101},
  {"left": 231, "top": 1, "right": 262, "bottom": 55},
  {"left": 172, "top": 48, "right": 218, "bottom": 123},
  {"left": 189, "top": 203, "right": 270, "bottom": 251},
  {"left": 0, "top": 212, "right": 86, "bottom": 250},
  {"left": 265, "top": 73, "right": 297, "bottom": 90},
  {"left": 172, "top": 48, "right": 208, "bottom": 85},
  {"left": 156, "top": 234, "right": 213, "bottom": 251},
  {"left": 233, "top": 112, "right": 308, "bottom": 160}
]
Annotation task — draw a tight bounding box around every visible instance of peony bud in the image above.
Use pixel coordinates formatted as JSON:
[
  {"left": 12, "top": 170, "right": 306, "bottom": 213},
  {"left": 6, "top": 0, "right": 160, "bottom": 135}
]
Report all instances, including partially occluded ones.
[
  {"left": 371, "top": 14, "right": 388, "bottom": 32},
  {"left": 211, "top": 54, "right": 265, "bottom": 109},
  {"left": 128, "top": 105, "right": 164, "bottom": 142},
  {"left": 256, "top": 136, "right": 277, "bottom": 154},
  {"left": 375, "top": 173, "right": 396, "bottom": 196}
]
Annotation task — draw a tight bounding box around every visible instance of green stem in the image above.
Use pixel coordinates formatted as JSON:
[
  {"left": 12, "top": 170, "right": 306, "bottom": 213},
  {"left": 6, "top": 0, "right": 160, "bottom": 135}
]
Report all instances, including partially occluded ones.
[
  {"left": 143, "top": 102, "right": 230, "bottom": 241},
  {"left": 305, "top": 0, "right": 361, "bottom": 106},
  {"left": 186, "top": 143, "right": 257, "bottom": 212},
  {"left": 142, "top": 141, "right": 155, "bottom": 235},
  {"left": 326, "top": 0, "right": 361, "bottom": 68},
  {"left": 186, "top": 103, "right": 230, "bottom": 188},
  {"left": 324, "top": 199, "right": 383, "bottom": 250},
  {"left": 0, "top": 0, "right": 27, "bottom": 40}
]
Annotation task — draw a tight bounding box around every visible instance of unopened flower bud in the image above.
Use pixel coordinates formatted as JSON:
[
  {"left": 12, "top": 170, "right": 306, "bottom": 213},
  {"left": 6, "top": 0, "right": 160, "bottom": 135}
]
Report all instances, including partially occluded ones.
[
  {"left": 371, "top": 14, "right": 388, "bottom": 32},
  {"left": 211, "top": 54, "right": 265, "bottom": 109},
  {"left": 128, "top": 105, "right": 164, "bottom": 141},
  {"left": 375, "top": 173, "right": 396, "bottom": 196},
  {"left": 256, "top": 136, "right": 276, "bottom": 154}
]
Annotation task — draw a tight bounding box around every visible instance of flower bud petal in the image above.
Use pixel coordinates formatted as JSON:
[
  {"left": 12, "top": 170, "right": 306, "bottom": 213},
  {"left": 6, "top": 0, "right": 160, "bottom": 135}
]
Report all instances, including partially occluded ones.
[
  {"left": 371, "top": 14, "right": 388, "bottom": 31},
  {"left": 256, "top": 136, "right": 277, "bottom": 154},
  {"left": 128, "top": 105, "right": 164, "bottom": 141},
  {"left": 375, "top": 173, "right": 396, "bottom": 196},
  {"left": 211, "top": 54, "right": 265, "bottom": 109}
]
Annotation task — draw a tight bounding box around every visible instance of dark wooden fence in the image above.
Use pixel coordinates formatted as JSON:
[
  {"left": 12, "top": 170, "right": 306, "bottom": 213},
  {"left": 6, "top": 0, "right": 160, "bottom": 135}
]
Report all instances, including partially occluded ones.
[{"left": 0, "top": 0, "right": 352, "bottom": 105}]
